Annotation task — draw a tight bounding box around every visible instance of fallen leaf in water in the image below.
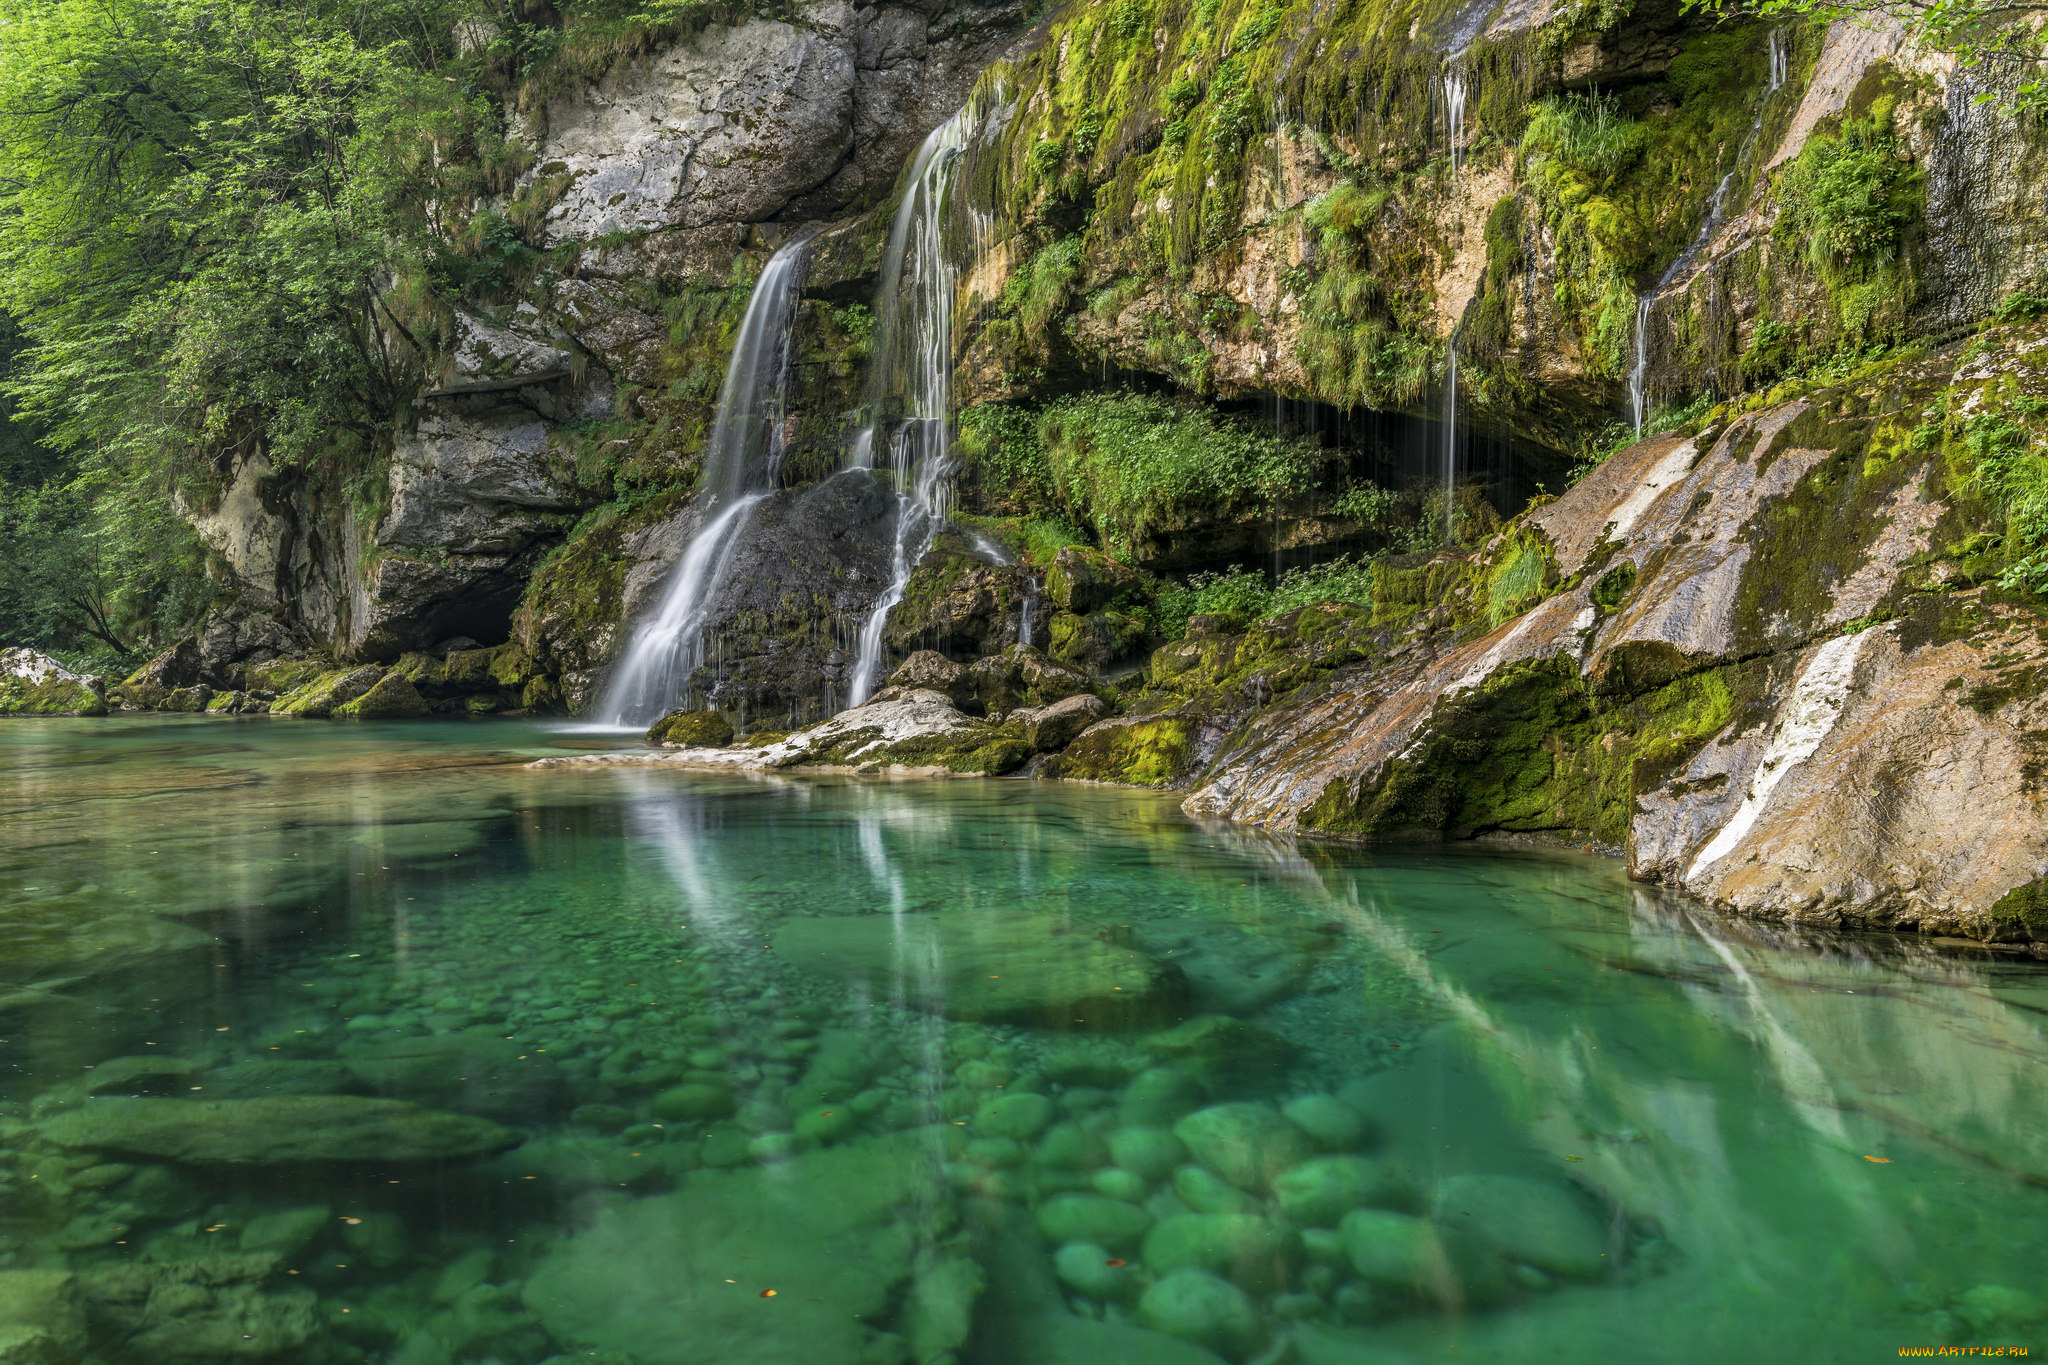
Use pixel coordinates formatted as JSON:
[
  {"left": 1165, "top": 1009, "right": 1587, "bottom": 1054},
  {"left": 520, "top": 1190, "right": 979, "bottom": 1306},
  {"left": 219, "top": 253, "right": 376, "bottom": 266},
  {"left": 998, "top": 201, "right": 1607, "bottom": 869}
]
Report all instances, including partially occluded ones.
[
  {"left": 1863, "top": 1155, "right": 1892, "bottom": 1163},
  {"left": 760, "top": 1289, "right": 777, "bottom": 1298},
  {"left": 339, "top": 1217, "right": 362, "bottom": 1225},
  {"left": 1563, "top": 1155, "right": 1584, "bottom": 1162}
]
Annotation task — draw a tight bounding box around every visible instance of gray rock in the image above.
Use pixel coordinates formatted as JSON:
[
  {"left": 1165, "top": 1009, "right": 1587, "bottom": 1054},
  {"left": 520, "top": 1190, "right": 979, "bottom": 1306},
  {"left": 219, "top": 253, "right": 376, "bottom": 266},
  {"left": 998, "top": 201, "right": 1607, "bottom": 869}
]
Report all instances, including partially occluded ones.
[
  {"left": 39, "top": 1096, "right": 524, "bottom": 1163},
  {"left": 1018, "top": 692, "right": 1110, "bottom": 752}
]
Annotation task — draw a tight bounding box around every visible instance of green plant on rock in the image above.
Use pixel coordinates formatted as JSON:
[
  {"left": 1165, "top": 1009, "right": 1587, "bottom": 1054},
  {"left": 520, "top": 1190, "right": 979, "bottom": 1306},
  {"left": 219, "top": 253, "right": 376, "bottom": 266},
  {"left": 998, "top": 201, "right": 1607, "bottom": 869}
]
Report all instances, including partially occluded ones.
[
  {"left": 1036, "top": 391, "right": 1325, "bottom": 552},
  {"left": 1771, "top": 100, "right": 1921, "bottom": 341}
]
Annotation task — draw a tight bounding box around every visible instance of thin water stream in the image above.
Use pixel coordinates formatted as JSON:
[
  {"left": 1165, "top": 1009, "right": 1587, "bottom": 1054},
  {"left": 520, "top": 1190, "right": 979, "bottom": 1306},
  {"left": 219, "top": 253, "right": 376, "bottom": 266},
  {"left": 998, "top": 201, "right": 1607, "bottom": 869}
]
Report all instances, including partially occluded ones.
[
  {"left": 5, "top": 717, "right": 2046, "bottom": 1363},
  {"left": 597, "top": 234, "right": 817, "bottom": 727}
]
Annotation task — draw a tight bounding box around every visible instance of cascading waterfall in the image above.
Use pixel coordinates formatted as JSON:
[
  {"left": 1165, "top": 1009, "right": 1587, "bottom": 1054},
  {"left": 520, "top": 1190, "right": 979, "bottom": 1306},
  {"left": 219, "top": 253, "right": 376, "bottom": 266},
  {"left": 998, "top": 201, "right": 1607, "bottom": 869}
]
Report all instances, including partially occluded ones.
[
  {"left": 1440, "top": 62, "right": 1469, "bottom": 545},
  {"left": 1628, "top": 36, "right": 1786, "bottom": 434},
  {"left": 846, "top": 107, "right": 975, "bottom": 706},
  {"left": 595, "top": 234, "right": 815, "bottom": 726}
]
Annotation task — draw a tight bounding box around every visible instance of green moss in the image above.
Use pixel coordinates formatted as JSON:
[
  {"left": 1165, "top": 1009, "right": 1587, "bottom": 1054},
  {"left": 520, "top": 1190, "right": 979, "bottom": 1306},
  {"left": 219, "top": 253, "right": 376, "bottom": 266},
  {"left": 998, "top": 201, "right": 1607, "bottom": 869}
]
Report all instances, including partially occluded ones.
[
  {"left": 243, "top": 658, "right": 328, "bottom": 695},
  {"left": 646, "top": 709, "right": 736, "bottom": 747},
  {"left": 1045, "top": 714, "right": 1196, "bottom": 787},
  {"left": 1984, "top": 876, "right": 2048, "bottom": 943},
  {"left": 0, "top": 674, "right": 107, "bottom": 716},
  {"left": 333, "top": 672, "right": 431, "bottom": 719}
]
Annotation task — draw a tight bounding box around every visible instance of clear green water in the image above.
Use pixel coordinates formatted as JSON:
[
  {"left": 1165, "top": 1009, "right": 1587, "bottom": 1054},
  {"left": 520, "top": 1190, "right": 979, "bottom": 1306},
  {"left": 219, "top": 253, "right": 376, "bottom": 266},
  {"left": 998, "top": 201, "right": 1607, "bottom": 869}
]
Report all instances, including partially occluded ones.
[{"left": 3, "top": 717, "right": 2046, "bottom": 1364}]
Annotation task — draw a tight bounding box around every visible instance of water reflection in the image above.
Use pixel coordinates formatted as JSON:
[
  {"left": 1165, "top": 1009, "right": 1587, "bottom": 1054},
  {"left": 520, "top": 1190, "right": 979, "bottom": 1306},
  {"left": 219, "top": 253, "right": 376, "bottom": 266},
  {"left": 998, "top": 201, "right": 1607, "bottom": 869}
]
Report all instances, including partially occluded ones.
[{"left": 0, "top": 718, "right": 2044, "bottom": 1362}]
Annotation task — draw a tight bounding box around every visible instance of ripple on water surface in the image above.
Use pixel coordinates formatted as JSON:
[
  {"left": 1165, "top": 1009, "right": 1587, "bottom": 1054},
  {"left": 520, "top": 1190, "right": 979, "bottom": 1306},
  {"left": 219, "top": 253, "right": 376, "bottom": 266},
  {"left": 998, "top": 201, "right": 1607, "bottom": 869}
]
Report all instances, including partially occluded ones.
[{"left": 2, "top": 715, "right": 2046, "bottom": 1363}]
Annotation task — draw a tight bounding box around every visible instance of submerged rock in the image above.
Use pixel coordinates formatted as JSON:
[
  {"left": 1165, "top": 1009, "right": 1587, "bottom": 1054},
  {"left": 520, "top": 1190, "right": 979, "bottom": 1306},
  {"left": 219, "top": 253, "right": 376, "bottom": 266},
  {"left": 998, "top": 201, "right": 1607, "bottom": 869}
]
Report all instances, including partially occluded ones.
[
  {"left": 1141, "top": 1213, "right": 1297, "bottom": 1294},
  {"left": 1008, "top": 1313, "right": 1229, "bottom": 1365},
  {"left": 1138, "top": 1269, "right": 1264, "bottom": 1358},
  {"left": 1431, "top": 1173, "right": 1614, "bottom": 1278},
  {"left": 1272, "top": 1155, "right": 1410, "bottom": 1227},
  {"left": 0, "top": 1268, "right": 88, "bottom": 1363},
  {"left": 79, "top": 1253, "right": 319, "bottom": 1362},
  {"left": 1171, "top": 1104, "right": 1312, "bottom": 1193},
  {"left": 774, "top": 911, "right": 1185, "bottom": 1027},
  {"left": 1339, "top": 1207, "right": 1504, "bottom": 1307},
  {"left": 523, "top": 1131, "right": 948, "bottom": 1365},
  {"left": 39, "top": 1095, "right": 523, "bottom": 1163}
]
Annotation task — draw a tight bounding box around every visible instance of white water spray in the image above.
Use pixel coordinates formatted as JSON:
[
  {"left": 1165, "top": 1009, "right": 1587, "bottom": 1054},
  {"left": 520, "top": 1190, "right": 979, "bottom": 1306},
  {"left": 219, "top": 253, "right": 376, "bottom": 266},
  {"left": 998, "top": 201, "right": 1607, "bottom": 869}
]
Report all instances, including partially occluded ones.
[
  {"left": 596, "top": 235, "right": 815, "bottom": 726},
  {"left": 847, "top": 107, "right": 975, "bottom": 706}
]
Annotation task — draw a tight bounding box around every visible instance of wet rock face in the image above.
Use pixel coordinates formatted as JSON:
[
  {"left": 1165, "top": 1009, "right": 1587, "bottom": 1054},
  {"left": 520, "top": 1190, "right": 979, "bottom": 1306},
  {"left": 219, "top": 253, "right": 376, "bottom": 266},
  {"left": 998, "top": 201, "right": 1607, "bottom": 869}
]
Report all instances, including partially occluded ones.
[
  {"left": 526, "top": 0, "right": 1024, "bottom": 244},
  {"left": 1163, "top": 328, "right": 2048, "bottom": 940}
]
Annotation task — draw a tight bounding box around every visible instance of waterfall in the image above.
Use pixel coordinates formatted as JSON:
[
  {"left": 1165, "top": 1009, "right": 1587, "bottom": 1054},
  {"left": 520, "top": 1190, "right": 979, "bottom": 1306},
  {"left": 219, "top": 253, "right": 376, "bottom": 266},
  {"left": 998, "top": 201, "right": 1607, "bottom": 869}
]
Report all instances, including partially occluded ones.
[
  {"left": 595, "top": 234, "right": 815, "bottom": 726},
  {"left": 1628, "top": 34, "right": 1787, "bottom": 436},
  {"left": 846, "top": 107, "right": 974, "bottom": 706},
  {"left": 1440, "top": 61, "right": 1469, "bottom": 545}
]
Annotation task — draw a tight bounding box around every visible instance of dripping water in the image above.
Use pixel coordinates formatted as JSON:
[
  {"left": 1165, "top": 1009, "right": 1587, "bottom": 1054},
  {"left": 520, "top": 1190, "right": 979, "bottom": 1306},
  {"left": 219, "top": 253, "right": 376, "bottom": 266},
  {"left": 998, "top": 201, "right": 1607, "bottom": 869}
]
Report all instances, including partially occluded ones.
[
  {"left": 847, "top": 107, "right": 975, "bottom": 707},
  {"left": 1628, "top": 33, "right": 1787, "bottom": 434},
  {"left": 595, "top": 234, "right": 816, "bottom": 727},
  {"left": 1440, "top": 61, "right": 1469, "bottom": 545}
]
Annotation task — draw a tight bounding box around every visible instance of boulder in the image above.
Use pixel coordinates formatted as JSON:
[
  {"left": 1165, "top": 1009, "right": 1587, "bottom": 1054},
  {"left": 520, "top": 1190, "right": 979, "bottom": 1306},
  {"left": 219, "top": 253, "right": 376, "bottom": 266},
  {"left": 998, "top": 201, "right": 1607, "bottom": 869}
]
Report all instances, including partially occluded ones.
[
  {"left": 0, "top": 1269, "right": 87, "bottom": 1364},
  {"left": 273, "top": 665, "right": 384, "bottom": 718},
  {"left": 1035, "top": 1195, "right": 1155, "bottom": 1252},
  {"left": 77, "top": 1254, "right": 318, "bottom": 1363},
  {"left": 1007, "top": 1313, "right": 1230, "bottom": 1365},
  {"left": 1339, "top": 1207, "right": 1504, "bottom": 1307},
  {"left": 0, "top": 648, "right": 107, "bottom": 716},
  {"left": 1017, "top": 692, "right": 1109, "bottom": 751},
  {"left": 523, "top": 1132, "right": 944, "bottom": 1365},
  {"left": 160, "top": 685, "right": 214, "bottom": 712},
  {"left": 773, "top": 911, "right": 1186, "bottom": 1028},
  {"left": 888, "top": 649, "right": 972, "bottom": 703},
  {"left": 1140, "top": 1214, "right": 1297, "bottom": 1293},
  {"left": 1048, "top": 546, "right": 1140, "bottom": 615},
  {"left": 1430, "top": 1173, "right": 1614, "bottom": 1278},
  {"left": 1171, "top": 1104, "right": 1312, "bottom": 1193},
  {"left": 340, "top": 1034, "right": 561, "bottom": 1120},
  {"left": 1272, "top": 1155, "right": 1410, "bottom": 1227},
  {"left": 647, "top": 708, "right": 736, "bottom": 747},
  {"left": 333, "top": 671, "right": 431, "bottom": 718},
  {"left": 1138, "top": 1269, "right": 1263, "bottom": 1358},
  {"left": 38, "top": 1095, "right": 524, "bottom": 1163},
  {"left": 116, "top": 638, "right": 202, "bottom": 708},
  {"left": 1142, "top": 1015, "right": 1297, "bottom": 1085}
]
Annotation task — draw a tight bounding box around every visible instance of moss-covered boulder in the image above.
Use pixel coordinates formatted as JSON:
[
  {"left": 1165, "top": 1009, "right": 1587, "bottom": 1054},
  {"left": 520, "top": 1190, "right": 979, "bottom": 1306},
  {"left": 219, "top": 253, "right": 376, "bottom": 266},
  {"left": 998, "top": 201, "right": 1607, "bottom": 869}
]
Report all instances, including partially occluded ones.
[
  {"left": 333, "top": 672, "right": 430, "bottom": 719},
  {"left": 159, "top": 685, "right": 213, "bottom": 713},
  {"left": 0, "top": 649, "right": 108, "bottom": 716},
  {"left": 1049, "top": 610, "right": 1148, "bottom": 671},
  {"left": 242, "top": 657, "right": 328, "bottom": 698},
  {"left": 114, "top": 638, "right": 201, "bottom": 709},
  {"left": 272, "top": 665, "right": 384, "bottom": 717},
  {"left": 1044, "top": 714, "right": 1199, "bottom": 788},
  {"left": 646, "top": 709, "right": 735, "bottom": 748}
]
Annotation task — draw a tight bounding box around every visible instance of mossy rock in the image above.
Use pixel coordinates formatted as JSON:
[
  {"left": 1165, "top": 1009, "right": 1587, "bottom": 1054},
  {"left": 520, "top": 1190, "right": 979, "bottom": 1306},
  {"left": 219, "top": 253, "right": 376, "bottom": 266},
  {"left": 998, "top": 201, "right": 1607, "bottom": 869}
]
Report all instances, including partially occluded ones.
[
  {"left": 647, "top": 709, "right": 736, "bottom": 748},
  {"left": 1047, "top": 546, "right": 1140, "bottom": 614},
  {"left": 488, "top": 642, "right": 538, "bottom": 688},
  {"left": 243, "top": 657, "right": 328, "bottom": 696},
  {"left": 273, "top": 666, "right": 384, "bottom": 718},
  {"left": 1985, "top": 877, "right": 2048, "bottom": 943},
  {"left": 160, "top": 685, "right": 213, "bottom": 713},
  {"left": 5, "top": 676, "right": 108, "bottom": 716},
  {"left": 333, "top": 672, "right": 431, "bottom": 719},
  {"left": 1044, "top": 714, "right": 1197, "bottom": 788},
  {"left": 1049, "top": 610, "right": 1148, "bottom": 671},
  {"left": 0, "top": 674, "right": 108, "bottom": 717}
]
